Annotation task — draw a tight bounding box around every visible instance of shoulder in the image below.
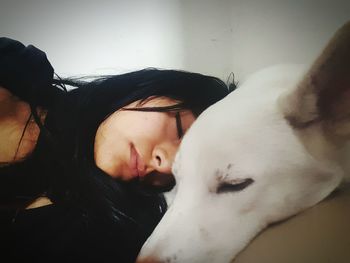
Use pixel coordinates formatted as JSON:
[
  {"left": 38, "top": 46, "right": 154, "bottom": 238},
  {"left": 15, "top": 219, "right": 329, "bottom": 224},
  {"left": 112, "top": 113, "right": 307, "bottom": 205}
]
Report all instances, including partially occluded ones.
[
  {"left": 0, "top": 85, "right": 14, "bottom": 103},
  {"left": 0, "top": 86, "right": 29, "bottom": 120},
  {"left": 0, "top": 86, "right": 42, "bottom": 163}
]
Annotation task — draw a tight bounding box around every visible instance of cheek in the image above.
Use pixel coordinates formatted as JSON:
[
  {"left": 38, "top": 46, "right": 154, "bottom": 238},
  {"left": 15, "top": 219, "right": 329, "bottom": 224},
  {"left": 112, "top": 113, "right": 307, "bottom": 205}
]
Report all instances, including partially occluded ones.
[{"left": 130, "top": 113, "right": 169, "bottom": 138}]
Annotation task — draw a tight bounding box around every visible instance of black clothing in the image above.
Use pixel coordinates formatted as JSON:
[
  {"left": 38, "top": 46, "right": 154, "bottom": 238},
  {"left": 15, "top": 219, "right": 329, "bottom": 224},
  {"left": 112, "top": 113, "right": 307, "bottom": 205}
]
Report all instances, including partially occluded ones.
[
  {"left": 0, "top": 204, "right": 139, "bottom": 262},
  {"left": 0, "top": 37, "right": 62, "bottom": 108}
]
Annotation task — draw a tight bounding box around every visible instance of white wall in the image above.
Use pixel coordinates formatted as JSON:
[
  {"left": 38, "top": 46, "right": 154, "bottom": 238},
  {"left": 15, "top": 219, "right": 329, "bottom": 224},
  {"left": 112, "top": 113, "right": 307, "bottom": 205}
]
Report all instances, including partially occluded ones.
[
  {"left": 0, "top": 0, "right": 184, "bottom": 76},
  {"left": 228, "top": 0, "right": 350, "bottom": 81},
  {"left": 1, "top": 0, "right": 349, "bottom": 83},
  {"left": 177, "top": 0, "right": 350, "bottom": 81}
]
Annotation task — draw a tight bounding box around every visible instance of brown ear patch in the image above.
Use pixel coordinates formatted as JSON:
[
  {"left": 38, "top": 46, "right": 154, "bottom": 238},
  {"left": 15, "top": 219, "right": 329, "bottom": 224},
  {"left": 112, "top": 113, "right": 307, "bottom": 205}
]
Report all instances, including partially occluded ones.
[
  {"left": 318, "top": 74, "right": 350, "bottom": 122},
  {"left": 285, "top": 114, "right": 320, "bottom": 129},
  {"left": 283, "top": 83, "right": 321, "bottom": 130},
  {"left": 283, "top": 21, "right": 350, "bottom": 133}
]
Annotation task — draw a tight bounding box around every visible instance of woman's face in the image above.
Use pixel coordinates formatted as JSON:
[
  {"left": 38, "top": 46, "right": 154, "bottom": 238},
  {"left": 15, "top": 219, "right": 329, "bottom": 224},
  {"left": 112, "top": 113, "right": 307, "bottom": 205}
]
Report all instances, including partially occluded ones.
[{"left": 94, "top": 96, "right": 195, "bottom": 187}]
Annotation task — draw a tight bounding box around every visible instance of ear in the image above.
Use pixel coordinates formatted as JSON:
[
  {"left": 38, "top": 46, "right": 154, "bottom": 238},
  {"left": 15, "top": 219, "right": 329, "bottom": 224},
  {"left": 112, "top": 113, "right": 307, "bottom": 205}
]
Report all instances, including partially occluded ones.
[{"left": 282, "top": 21, "right": 350, "bottom": 138}]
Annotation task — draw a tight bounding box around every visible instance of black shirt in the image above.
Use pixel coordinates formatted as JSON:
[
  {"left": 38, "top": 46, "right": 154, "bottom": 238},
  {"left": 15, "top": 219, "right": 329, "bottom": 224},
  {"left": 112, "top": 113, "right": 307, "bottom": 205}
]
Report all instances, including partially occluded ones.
[{"left": 1, "top": 203, "right": 140, "bottom": 262}]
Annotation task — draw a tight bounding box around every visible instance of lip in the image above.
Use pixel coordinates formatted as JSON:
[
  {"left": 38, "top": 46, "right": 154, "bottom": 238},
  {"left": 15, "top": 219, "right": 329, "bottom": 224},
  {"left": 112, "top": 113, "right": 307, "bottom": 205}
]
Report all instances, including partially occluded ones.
[{"left": 130, "top": 144, "right": 146, "bottom": 178}]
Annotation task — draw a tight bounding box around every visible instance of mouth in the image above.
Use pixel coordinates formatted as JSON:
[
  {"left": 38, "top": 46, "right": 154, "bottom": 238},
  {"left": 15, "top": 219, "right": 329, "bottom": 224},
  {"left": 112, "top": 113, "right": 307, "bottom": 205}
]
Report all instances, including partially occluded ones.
[{"left": 130, "top": 144, "right": 145, "bottom": 179}]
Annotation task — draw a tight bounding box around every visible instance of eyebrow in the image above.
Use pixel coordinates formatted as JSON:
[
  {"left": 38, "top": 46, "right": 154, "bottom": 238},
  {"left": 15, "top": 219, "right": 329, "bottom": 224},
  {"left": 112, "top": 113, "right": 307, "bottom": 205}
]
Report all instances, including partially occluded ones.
[{"left": 175, "top": 112, "right": 184, "bottom": 139}]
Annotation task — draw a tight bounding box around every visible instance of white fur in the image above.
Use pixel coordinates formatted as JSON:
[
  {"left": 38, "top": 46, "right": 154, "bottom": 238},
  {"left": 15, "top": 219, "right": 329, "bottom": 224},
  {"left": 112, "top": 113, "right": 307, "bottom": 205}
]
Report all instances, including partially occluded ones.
[{"left": 137, "top": 22, "right": 350, "bottom": 263}]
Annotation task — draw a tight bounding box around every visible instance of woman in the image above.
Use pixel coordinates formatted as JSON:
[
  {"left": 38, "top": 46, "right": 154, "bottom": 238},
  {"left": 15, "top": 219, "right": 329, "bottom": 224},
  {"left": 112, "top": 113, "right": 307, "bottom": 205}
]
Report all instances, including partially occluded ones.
[{"left": 0, "top": 37, "right": 233, "bottom": 262}]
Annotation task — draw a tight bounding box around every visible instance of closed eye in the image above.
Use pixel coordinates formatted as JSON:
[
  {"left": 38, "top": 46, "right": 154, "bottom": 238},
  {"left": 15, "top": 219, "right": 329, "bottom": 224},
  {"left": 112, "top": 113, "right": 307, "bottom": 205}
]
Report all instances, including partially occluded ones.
[
  {"left": 216, "top": 178, "right": 254, "bottom": 194},
  {"left": 175, "top": 111, "right": 184, "bottom": 139}
]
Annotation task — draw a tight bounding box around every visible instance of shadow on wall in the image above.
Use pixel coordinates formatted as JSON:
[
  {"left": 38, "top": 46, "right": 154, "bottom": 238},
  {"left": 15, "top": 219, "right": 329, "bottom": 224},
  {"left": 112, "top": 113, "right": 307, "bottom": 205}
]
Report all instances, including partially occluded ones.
[{"left": 179, "top": 0, "right": 350, "bottom": 82}]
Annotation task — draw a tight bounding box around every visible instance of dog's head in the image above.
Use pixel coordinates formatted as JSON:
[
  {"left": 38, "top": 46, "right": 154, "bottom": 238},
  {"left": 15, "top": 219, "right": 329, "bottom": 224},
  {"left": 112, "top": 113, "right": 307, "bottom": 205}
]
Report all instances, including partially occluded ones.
[{"left": 136, "top": 21, "right": 350, "bottom": 263}]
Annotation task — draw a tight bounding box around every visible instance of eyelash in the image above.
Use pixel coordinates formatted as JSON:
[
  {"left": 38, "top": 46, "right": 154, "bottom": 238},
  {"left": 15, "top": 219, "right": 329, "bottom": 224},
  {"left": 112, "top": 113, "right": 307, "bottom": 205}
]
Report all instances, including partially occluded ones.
[
  {"left": 175, "top": 112, "right": 184, "bottom": 139},
  {"left": 216, "top": 178, "right": 254, "bottom": 194}
]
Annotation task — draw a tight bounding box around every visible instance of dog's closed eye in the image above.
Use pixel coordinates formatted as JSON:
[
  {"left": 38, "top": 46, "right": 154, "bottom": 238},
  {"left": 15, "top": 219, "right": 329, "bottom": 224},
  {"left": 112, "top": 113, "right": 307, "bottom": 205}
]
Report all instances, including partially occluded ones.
[{"left": 217, "top": 178, "right": 254, "bottom": 194}]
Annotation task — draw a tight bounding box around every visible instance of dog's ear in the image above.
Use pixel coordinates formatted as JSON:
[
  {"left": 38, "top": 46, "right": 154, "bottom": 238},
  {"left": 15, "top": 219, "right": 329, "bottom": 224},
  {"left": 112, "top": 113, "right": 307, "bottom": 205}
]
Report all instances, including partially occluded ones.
[{"left": 282, "top": 21, "right": 350, "bottom": 138}]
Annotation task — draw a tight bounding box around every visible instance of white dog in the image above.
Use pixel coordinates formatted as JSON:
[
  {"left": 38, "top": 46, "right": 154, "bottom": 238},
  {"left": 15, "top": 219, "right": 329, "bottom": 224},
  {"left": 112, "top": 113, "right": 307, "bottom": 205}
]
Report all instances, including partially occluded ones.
[{"left": 136, "top": 21, "right": 350, "bottom": 263}]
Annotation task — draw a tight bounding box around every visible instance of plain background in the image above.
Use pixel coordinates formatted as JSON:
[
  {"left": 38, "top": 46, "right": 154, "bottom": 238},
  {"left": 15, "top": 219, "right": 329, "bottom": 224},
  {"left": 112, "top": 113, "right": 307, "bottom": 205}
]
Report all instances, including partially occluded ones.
[{"left": 1, "top": 0, "right": 349, "bottom": 83}]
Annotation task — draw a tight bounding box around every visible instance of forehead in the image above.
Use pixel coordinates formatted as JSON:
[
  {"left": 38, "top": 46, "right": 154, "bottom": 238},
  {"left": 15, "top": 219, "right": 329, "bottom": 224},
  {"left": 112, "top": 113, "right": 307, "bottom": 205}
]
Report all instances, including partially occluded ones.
[{"left": 174, "top": 70, "right": 306, "bottom": 184}]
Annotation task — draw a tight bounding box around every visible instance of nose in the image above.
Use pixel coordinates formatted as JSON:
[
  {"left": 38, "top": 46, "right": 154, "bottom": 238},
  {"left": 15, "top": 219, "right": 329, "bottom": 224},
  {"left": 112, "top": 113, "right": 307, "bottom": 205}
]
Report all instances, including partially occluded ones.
[{"left": 135, "top": 257, "right": 164, "bottom": 263}]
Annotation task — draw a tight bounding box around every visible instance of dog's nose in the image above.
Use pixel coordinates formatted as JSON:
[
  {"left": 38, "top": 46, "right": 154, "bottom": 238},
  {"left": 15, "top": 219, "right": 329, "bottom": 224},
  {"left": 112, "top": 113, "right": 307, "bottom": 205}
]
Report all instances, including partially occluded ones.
[{"left": 135, "top": 257, "right": 164, "bottom": 263}]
